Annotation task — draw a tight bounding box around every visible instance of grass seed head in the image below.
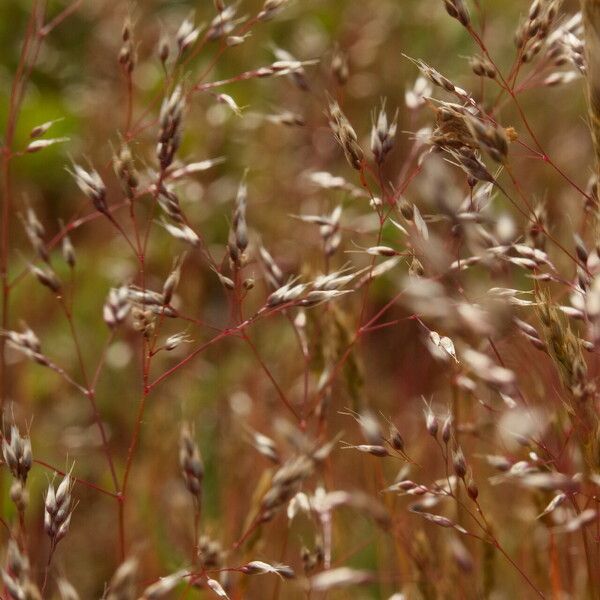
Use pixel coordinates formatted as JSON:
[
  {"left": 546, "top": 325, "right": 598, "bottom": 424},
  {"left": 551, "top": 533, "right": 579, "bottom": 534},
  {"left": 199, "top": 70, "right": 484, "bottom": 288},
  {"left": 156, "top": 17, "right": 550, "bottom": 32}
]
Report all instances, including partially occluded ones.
[
  {"left": 69, "top": 163, "right": 107, "bottom": 213},
  {"left": 328, "top": 99, "right": 364, "bottom": 170},
  {"left": 331, "top": 45, "right": 349, "bottom": 85},
  {"left": 44, "top": 471, "right": 74, "bottom": 546},
  {"left": 141, "top": 570, "right": 187, "bottom": 599},
  {"left": 2, "top": 424, "right": 32, "bottom": 483},
  {"left": 106, "top": 557, "right": 138, "bottom": 600},
  {"left": 443, "top": 0, "right": 470, "bottom": 27},
  {"left": 179, "top": 422, "right": 204, "bottom": 502},
  {"left": 158, "top": 86, "right": 185, "bottom": 170}
]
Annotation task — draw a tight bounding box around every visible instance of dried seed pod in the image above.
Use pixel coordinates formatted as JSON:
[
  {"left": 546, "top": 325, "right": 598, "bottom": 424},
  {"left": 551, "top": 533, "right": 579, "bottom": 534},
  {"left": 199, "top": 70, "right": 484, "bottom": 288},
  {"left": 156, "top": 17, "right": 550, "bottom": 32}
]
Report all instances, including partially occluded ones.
[
  {"left": 206, "top": 578, "right": 229, "bottom": 599},
  {"left": 125, "top": 285, "right": 165, "bottom": 306},
  {"left": 410, "top": 57, "right": 472, "bottom": 103},
  {"left": 409, "top": 256, "right": 425, "bottom": 277},
  {"left": 26, "top": 137, "right": 69, "bottom": 153},
  {"left": 106, "top": 557, "right": 138, "bottom": 600},
  {"left": 31, "top": 264, "right": 61, "bottom": 293},
  {"left": 463, "top": 348, "right": 516, "bottom": 393},
  {"left": 405, "top": 75, "right": 433, "bottom": 110},
  {"left": 44, "top": 471, "right": 74, "bottom": 547},
  {"left": 442, "top": 414, "right": 453, "bottom": 444},
  {"left": 119, "top": 18, "right": 136, "bottom": 73},
  {"left": 331, "top": 45, "right": 349, "bottom": 85},
  {"left": 267, "top": 280, "right": 307, "bottom": 307},
  {"left": 466, "top": 473, "right": 479, "bottom": 500},
  {"left": 2, "top": 424, "right": 32, "bottom": 483},
  {"left": 447, "top": 147, "right": 495, "bottom": 182},
  {"left": 61, "top": 228, "right": 76, "bottom": 268},
  {"left": 411, "top": 509, "right": 468, "bottom": 533},
  {"left": 162, "top": 254, "right": 185, "bottom": 305},
  {"left": 103, "top": 286, "right": 131, "bottom": 328},
  {"left": 10, "top": 480, "right": 29, "bottom": 512},
  {"left": 113, "top": 144, "right": 139, "bottom": 199},
  {"left": 300, "top": 289, "right": 352, "bottom": 307},
  {"left": 366, "top": 245, "right": 397, "bottom": 257},
  {"left": 272, "top": 47, "right": 309, "bottom": 90},
  {"left": 207, "top": 5, "right": 239, "bottom": 40},
  {"left": 119, "top": 43, "right": 135, "bottom": 67},
  {"left": 423, "top": 401, "right": 439, "bottom": 438},
  {"left": 514, "top": 316, "right": 546, "bottom": 350},
  {"left": 452, "top": 446, "right": 467, "bottom": 479},
  {"left": 307, "top": 171, "right": 364, "bottom": 197},
  {"left": 352, "top": 409, "right": 383, "bottom": 445},
  {"left": 198, "top": 536, "right": 224, "bottom": 569},
  {"left": 69, "top": 163, "right": 107, "bottom": 213},
  {"left": 258, "top": 0, "right": 290, "bottom": 21},
  {"left": 259, "top": 246, "right": 284, "bottom": 289},
  {"left": 267, "top": 110, "right": 305, "bottom": 127},
  {"left": 158, "top": 36, "right": 170, "bottom": 65},
  {"left": 157, "top": 86, "right": 185, "bottom": 170},
  {"left": 301, "top": 544, "right": 324, "bottom": 573},
  {"left": 1, "top": 323, "right": 47, "bottom": 365},
  {"left": 443, "top": 0, "right": 470, "bottom": 26},
  {"left": 450, "top": 537, "right": 473, "bottom": 573},
  {"left": 464, "top": 116, "right": 509, "bottom": 163},
  {"left": 29, "top": 118, "right": 63, "bottom": 139},
  {"left": 371, "top": 100, "right": 398, "bottom": 165},
  {"left": 132, "top": 307, "right": 156, "bottom": 338},
  {"left": 537, "top": 493, "right": 567, "bottom": 519},
  {"left": 157, "top": 186, "right": 184, "bottom": 223},
  {"left": 313, "top": 268, "right": 357, "bottom": 291},
  {"left": 241, "top": 560, "right": 295, "bottom": 578},
  {"left": 389, "top": 424, "right": 405, "bottom": 452},
  {"left": 2, "top": 539, "right": 41, "bottom": 600},
  {"left": 262, "top": 455, "right": 314, "bottom": 512},
  {"left": 176, "top": 15, "right": 201, "bottom": 55},
  {"left": 469, "top": 55, "right": 496, "bottom": 78},
  {"left": 556, "top": 508, "right": 596, "bottom": 533},
  {"left": 57, "top": 578, "right": 80, "bottom": 600},
  {"left": 228, "top": 177, "right": 249, "bottom": 268},
  {"left": 141, "top": 570, "right": 187, "bottom": 599},
  {"left": 210, "top": 266, "right": 235, "bottom": 290},
  {"left": 168, "top": 157, "right": 225, "bottom": 180},
  {"left": 214, "top": 92, "right": 243, "bottom": 115},
  {"left": 160, "top": 220, "right": 200, "bottom": 246},
  {"left": 248, "top": 429, "right": 280, "bottom": 463},
  {"left": 21, "top": 206, "right": 48, "bottom": 262},
  {"left": 311, "top": 567, "right": 372, "bottom": 591},
  {"left": 164, "top": 332, "right": 192, "bottom": 351},
  {"left": 574, "top": 234, "right": 589, "bottom": 263},
  {"left": 343, "top": 443, "right": 390, "bottom": 457},
  {"left": 384, "top": 479, "right": 420, "bottom": 494},
  {"left": 398, "top": 196, "right": 414, "bottom": 220},
  {"left": 6, "top": 538, "right": 29, "bottom": 579},
  {"left": 328, "top": 99, "right": 363, "bottom": 170},
  {"left": 179, "top": 423, "right": 204, "bottom": 502}
]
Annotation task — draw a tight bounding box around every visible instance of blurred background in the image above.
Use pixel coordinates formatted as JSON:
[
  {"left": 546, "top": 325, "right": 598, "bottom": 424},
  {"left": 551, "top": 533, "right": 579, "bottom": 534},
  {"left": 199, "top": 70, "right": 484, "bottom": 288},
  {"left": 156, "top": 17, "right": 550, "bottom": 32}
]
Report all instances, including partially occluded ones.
[{"left": 0, "top": 0, "right": 594, "bottom": 598}]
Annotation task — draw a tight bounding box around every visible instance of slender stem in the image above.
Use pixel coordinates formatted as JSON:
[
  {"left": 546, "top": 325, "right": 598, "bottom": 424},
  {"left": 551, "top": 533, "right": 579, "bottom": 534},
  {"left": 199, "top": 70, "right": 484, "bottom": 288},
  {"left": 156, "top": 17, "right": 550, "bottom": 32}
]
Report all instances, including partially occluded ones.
[
  {"left": 41, "top": 543, "right": 55, "bottom": 594},
  {"left": 241, "top": 331, "right": 301, "bottom": 422},
  {"left": 125, "top": 69, "right": 133, "bottom": 135},
  {"left": 493, "top": 541, "right": 545, "bottom": 599},
  {"left": 1, "top": 1, "right": 40, "bottom": 412},
  {"left": 58, "top": 298, "right": 119, "bottom": 492},
  {"left": 39, "top": 0, "right": 82, "bottom": 37}
]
